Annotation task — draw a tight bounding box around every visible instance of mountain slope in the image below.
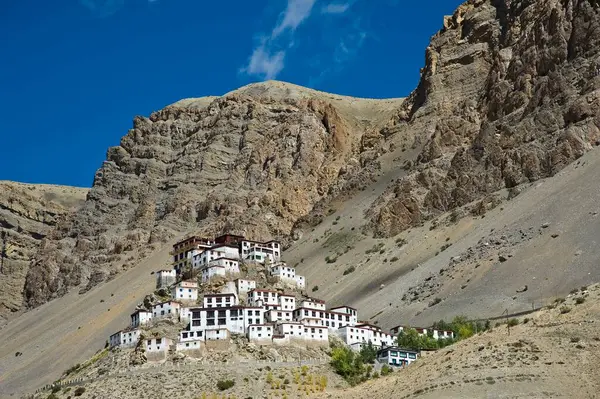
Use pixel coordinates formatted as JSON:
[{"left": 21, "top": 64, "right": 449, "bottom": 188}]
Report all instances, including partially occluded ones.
[
  {"left": 0, "top": 182, "right": 87, "bottom": 326},
  {"left": 23, "top": 83, "right": 404, "bottom": 308}
]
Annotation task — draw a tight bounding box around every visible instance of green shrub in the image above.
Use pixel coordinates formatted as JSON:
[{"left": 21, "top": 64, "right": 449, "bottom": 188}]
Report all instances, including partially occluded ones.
[
  {"left": 560, "top": 306, "right": 572, "bottom": 314},
  {"left": 507, "top": 318, "right": 519, "bottom": 327},
  {"left": 217, "top": 379, "right": 235, "bottom": 391},
  {"left": 52, "top": 385, "right": 61, "bottom": 393},
  {"left": 74, "top": 387, "right": 86, "bottom": 397},
  {"left": 380, "top": 365, "right": 393, "bottom": 376},
  {"left": 47, "top": 394, "right": 59, "bottom": 399},
  {"left": 343, "top": 266, "right": 356, "bottom": 275},
  {"left": 575, "top": 297, "right": 585, "bottom": 305},
  {"left": 390, "top": 256, "right": 399, "bottom": 262},
  {"left": 312, "top": 285, "right": 319, "bottom": 292}
]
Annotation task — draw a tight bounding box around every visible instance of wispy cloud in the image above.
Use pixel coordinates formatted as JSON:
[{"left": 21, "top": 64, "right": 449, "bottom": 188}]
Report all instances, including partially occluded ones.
[
  {"left": 272, "top": 0, "right": 317, "bottom": 38},
  {"left": 241, "top": 0, "right": 316, "bottom": 80},
  {"left": 321, "top": 3, "right": 351, "bottom": 14},
  {"left": 243, "top": 43, "right": 286, "bottom": 80}
]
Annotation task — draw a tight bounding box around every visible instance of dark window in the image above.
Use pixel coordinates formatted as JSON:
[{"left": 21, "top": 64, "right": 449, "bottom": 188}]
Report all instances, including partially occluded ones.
[
  {"left": 207, "top": 319, "right": 215, "bottom": 326},
  {"left": 192, "top": 320, "right": 201, "bottom": 326},
  {"left": 182, "top": 332, "right": 188, "bottom": 338},
  {"left": 218, "top": 318, "right": 226, "bottom": 325},
  {"left": 207, "top": 311, "right": 215, "bottom": 318}
]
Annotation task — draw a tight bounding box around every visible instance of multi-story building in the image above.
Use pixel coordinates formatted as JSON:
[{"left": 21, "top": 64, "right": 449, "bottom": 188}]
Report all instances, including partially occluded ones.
[
  {"left": 278, "top": 294, "right": 296, "bottom": 311},
  {"left": 269, "top": 263, "right": 305, "bottom": 289},
  {"left": 377, "top": 346, "right": 420, "bottom": 367},
  {"left": 109, "top": 329, "right": 141, "bottom": 348},
  {"left": 241, "top": 239, "right": 281, "bottom": 263},
  {"left": 235, "top": 278, "right": 257, "bottom": 294},
  {"left": 152, "top": 301, "right": 181, "bottom": 319},
  {"left": 186, "top": 306, "right": 264, "bottom": 335},
  {"left": 130, "top": 309, "right": 153, "bottom": 328},
  {"left": 200, "top": 257, "right": 240, "bottom": 282},
  {"left": 248, "top": 289, "right": 279, "bottom": 309},
  {"left": 156, "top": 269, "right": 176, "bottom": 288},
  {"left": 171, "top": 236, "right": 214, "bottom": 273},
  {"left": 172, "top": 280, "right": 198, "bottom": 301},
  {"left": 336, "top": 323, "right": 395, "bottom": 350},
  {"left": 203, "top": 293, "right": 238, "bottom": 308},
  {"left": 144, "top": 337, "right": 173, "bottom": 353},
  {"left": 192, "top": 245, "right": 240, "bottom": 269}
]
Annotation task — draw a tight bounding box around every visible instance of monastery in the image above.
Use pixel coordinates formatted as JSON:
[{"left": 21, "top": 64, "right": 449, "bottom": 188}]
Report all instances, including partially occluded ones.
[{"left": 109, "top": 234, "right": 455, "bottom": 366}]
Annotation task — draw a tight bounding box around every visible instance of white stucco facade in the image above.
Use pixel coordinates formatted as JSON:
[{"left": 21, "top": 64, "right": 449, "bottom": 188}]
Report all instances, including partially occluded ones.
[
  {"left": 130, "top": 310, "right": 153, "bottom": 328},
  {"left": 152, "top": 301, "right": 181, "bottom": 319},
  {"left": 172, "top": 281, "right": 198, "bottom": 301},
  {"left": 109, "top": 329, "right": 141, "bottom": 348},
  {"left": 144, "top": 337, "right": 173, "bottom": 353}
]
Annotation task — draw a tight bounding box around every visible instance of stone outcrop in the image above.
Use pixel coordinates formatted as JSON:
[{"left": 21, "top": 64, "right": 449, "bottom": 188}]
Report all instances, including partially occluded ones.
[
  {"left": 0, "top": 182, "right": 87, "bottom": 325},
  {"left": 23, "top": 82, "right": 403, "bottom": 307},
  {"left": 368, "top": 0, "right": 600, "bottom": 237}
]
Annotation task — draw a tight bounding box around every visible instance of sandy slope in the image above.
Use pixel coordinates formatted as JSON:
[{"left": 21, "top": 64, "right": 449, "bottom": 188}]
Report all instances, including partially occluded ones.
[
  {"left": 0, "top": 244, "right": 170, "bottom": 397},
  {"left": 317, "top": 285, "right": 600, "bottom": 399}
]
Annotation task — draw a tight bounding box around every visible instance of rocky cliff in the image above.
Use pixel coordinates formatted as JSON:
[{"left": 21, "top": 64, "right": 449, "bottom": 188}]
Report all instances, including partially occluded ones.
[
  {"left": 18, "top": 0, "right": 600, "bottom": 311},
  {"left": 23, "top": 82, "right": 403, "bottom": 307},
  {"left": 0, "top": 182, "right": 87, "bottom": 325},
  {"left": 367, "top": 0, "right": 600, "bottom": 236}
]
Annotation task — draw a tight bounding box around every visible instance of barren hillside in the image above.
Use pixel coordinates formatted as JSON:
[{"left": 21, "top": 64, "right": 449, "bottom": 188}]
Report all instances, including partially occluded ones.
[
  {"left": 0, "top": 182, "right": 87, "bottom": 326},
  {"left": 2, "top": 0, "right": 600, "bottom": 397},
  {"left": 318, "top": 284, "right": 600, "bottom": 399}
]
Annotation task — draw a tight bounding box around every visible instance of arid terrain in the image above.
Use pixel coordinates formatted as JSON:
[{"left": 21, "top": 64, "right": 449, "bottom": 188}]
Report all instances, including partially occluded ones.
[
  {"left": 2, "top": 0, "right": 600, "bottom": 397},
  {"left": 318, "top": 284, "right": 600, "bottom": 399}
]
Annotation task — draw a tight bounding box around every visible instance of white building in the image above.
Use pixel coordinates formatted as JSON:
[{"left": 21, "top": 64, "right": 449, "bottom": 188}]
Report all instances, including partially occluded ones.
[
  {"left": 303, "top": 325, "right": 328, "bottom": 342},
  {"left": 248, "top": 289, "right": 279, "bottom": 308},
  {"left": 377, "top": 346, "right": 420, "bottom": 367},
  {"left": 390, "top": 326, "right": 455, "bottom": 340},
  {"left": 172, "top": 281, "right": 198, "bottom": 301},
  {"left": 235, "top": 279, "right": 257, "bottom": 294},
  {"left": 248, "top": 324, "right": 274, "bottom": 343},
  {"left": 144, "top": 337, "right": 173, "bottom": 353},
  {"left": 276, "top": 322, "right": 305, "bottom": 339},
  {"left": 265, "top": 309, "right": 293, "bottom": 323},
  {"left": 300, "top": 298, "right": 326, "bottom": 311},
  {"left": 205, "top": 328, "right": 230, "bottom": 341},
  {"left": 109, "top": 329, "right": 141, "bottom": 348},
  {"left": 187, "top": 306, "right": 263, "bottom": 335},
  {"left": 279, "top": 294, "right": 296, "bottom": 311},
  {"left": 269, "top": 263, "right": 306, "bottom": 289},
  {"left": 152, "top": 301, "right": 181, "bottom": 319},
  {"left": 130, "top": 309, "right": 153, "bottom": 328},
  {"left": 200, "top": 257, "right": 241, "bottom": 283},
  {"left": 240, "top": 240, "right": 281, "bottom": 263},
  {"left": 203, "top": 293, "right": 238, "bottom": 308},
  {"left": 336, "top": 323, "right": 395, "bottom": 350},
  {"left": 171, "top": 236, "right": 214, "bottom": 273},
  {"left": 156, "top": 269, "right": 176, "bottom": 288},
  {"left": 176, "top": 339, "right": 203, "bottom": 351},
  {"left": 192, "top": 245, "right": 240, "bottom": 269}
]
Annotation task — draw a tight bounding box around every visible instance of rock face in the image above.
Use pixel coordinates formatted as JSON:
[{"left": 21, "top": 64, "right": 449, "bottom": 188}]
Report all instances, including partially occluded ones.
[
  {"left": 368, "top": 0, "right": 600, "bottom": 237},
  {"left": 0, "top": 182, "right": 87, "bottom": 325},
  {"left": 15, "top": 0, "right": 600, "bottom": 310},
  {"left": 23, "top": 82, "right": 403, "bottom": 307}
]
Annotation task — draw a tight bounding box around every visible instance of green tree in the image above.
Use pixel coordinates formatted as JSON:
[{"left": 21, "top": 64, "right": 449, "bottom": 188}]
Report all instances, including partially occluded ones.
[{"left": 359, "top": 341, "right": 377, "bottom": 364}]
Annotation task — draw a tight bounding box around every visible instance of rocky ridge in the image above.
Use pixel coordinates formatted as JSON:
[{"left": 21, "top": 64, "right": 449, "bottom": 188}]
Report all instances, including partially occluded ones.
[
  {"left": 0, "top": 182, "right": 87, "bottom": 326},
  {"left": 23, "top": 82, "right": 403, "bottom": 308},
  {"left": 367, "top": 0, "right": 600, "bottom": 237}
]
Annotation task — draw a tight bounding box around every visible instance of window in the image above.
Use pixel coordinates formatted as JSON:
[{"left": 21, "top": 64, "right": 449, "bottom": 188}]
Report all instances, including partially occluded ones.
[
  {"left": 408, "top": 353, "right": 416, "bottom": 359},
  {"left": 192, "top": 320, "right": 201, "bottom": 326},
  {"left": 182, "top": 332, "right": 188, "bottom": 339},
  {"left": 254, "top": 310, "right": 260, "bottom": 316}
]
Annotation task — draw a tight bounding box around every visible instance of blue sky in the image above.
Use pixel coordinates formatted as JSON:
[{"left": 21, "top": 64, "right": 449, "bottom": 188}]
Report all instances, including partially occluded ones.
[{"left": 0, "top": 0, "right": 462, "bottom": 187}]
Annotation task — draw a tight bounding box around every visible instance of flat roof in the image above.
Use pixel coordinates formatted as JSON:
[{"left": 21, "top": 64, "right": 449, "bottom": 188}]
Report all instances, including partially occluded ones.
[
  {"left": 204, "top": 293, "right": 236, "bottom": 297},
  {"left": 330, "top": 305, "right": 357, "bottom": 311}
]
